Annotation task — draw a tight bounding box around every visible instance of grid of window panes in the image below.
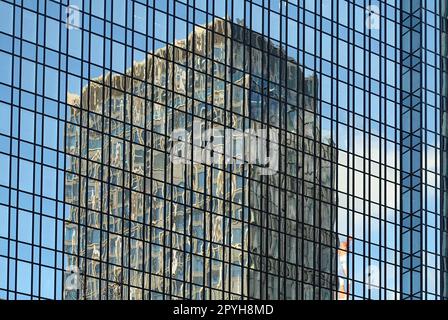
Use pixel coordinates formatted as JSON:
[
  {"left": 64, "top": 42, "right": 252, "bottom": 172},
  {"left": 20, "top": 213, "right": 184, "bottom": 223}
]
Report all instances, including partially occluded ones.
[
  {"left": 0, "top": 0, "right": 444, "bottom": 301},
  {"left": 0, "top": 0, "right": 340, "bottom": 300},
  {"left": 302, "top": 0, "right": 443, "bottom": 300},
  {"left": 326, "top": 0, "right": 442, "bottom": 300}
]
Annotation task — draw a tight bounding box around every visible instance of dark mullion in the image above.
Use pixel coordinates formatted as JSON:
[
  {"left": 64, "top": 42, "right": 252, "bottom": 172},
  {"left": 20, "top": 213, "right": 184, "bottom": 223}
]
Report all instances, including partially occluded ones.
[
  {"left": 439, "top": 0, "right": 446, "bottom": 301},
  {"left": 309, "top": 0, "right": 318, "bottom": 300},
  {"left": 85, "top": 0, "right": 94, "bottom": 300},
  {"left": 32, "top": 0, "right": 41, "bottom": 301},
  {"left": 119, "top": 1, "right": 127, "bottom": 300},
  {"left": 77, "top": 0, "right": 85, "bottom": 300},
  {"left": 161, "top": 0, "right": 168, "bottom": 301},
  {"left": 344, "top": 0, "right": 350, "bottom": 301},
  {"left": 243, "top": 2, "right": 254, "bottom": 299},
  {"left": 125, "top": 0, "right": 133, "bottom": 300},
  {"left": 328, "top": 0, "right": 335, "bottom": 299},
  {"left": 246, "top": 0, "right": 252, "bottom": 300},
  {"left": 188, "top": 2, "right": 194, "bottom": 299},
  {"left": 365, "top": 0, "right": 370, "bottom": 301},
  {"left": 106, "top": 0, "right": 114, "bottom": 300},
  {"left": 38, "top": 0, "right": 47, "bottom": 300},
  {"left": 278, "top": 1, "right": 288, "bottom": 299},
  {"left": 434, "top": 0, "right": 440, "bottom": 295},
  {"left": 423, "top": 0, "right": 427, "bottom": 299},
  {"left": 378, "top": 0, "right": 385, "bottom": 300},
  {"left": 416, "top": 1, "right": 424, "bottom": 300},
  {"left": 435, "top": 0, "right": 441, "bottom": 299},
  {"left": 209, "top": 7, "right": 214, "bottom": 295},
  {"left": 13, "top": 1, "right": 21, "bottom": 300},
  {"left": 369, "top": 0, "right": 380, "bottom": 300},
  {"left": 208, "top": 0, "right": 216, "bottom": 300},
  {"left": 295, "top": 0, "right": 301, "bottom": 302},
  {"left": 141, "top": 0, "right": 149, "bottom": 300},
  {"left": 86, "top": 3, "right": 98, "bottom": 299},
  {"left": 53, "top": 0, "right": 63, "bottom": 300},
  {"left": 149, "top": 1, "right": 156, "bottom": 300},
  {"left": 128, "top": 0, "right": 134, "bottom": 300},
  {"left": 300, "top": 0, "right": 305, "bottom": 301},
  {"left": 327, "top": 0, "right": 337, "bottom": 301},
  {"left": 61, "top": 1, "right": 68, "bottom": 301},
  {"left": 348, "top": 0, "right": 356, "bottom": 300},
  {"left": 182, "top": 2, "right": 190, "bottom": 300},
  {"left": 169, "top": 0, "right": 176, "bottom": 300},
  {"left": 240, "top": 9, "right": 250, "bottom": 300},
  {"left": 214, "top": 0, "right": 224, "bottom": 300},
  {"left": 98, "top": 0, "right": 107, "bottom": 301},
  {"left": 314, "top": 0, "right": 322, "bottom": 300},
  {"left": 265, "top": 3, "right": 272, "bottom": 301},
  {"left": 226, "top": 0, "right": 236, "bottom": 299},
  {"left": 378, "top": 1, "right": 383, "bottom": 300},
  {"left": 394, "top": 3, "right": 399, "bottom": 300}
]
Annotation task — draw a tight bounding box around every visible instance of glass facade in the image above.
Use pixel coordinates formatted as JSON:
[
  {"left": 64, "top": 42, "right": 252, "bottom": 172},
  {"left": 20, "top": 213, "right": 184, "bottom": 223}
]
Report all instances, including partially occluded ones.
[{"left": 0, "top": 0, "right": 445, "bottom": 300}]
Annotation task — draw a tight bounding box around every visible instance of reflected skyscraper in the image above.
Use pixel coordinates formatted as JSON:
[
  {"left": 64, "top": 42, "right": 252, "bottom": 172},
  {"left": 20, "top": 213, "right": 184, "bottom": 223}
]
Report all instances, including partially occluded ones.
[{"left": 63, "top": 18, "right": 338, "bottom": 300}]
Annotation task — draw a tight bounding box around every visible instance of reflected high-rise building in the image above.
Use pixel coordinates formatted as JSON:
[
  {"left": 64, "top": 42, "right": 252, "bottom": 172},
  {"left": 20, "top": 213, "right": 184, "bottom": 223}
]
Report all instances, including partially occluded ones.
[{"left": 63, "top": 18, "right": 338, "bottom": 300}]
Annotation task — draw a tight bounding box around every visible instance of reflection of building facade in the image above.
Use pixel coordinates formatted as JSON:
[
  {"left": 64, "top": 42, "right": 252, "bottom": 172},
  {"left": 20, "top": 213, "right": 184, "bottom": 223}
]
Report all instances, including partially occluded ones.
[{"left": 63, "top": 19, "right": 337, "bottom": 300}]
